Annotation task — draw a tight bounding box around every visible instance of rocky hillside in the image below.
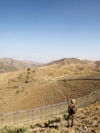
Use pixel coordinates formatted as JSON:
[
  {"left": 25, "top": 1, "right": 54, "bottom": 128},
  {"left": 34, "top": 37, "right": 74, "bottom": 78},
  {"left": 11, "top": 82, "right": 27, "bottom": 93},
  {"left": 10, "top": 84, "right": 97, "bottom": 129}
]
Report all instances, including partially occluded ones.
[{"left": 26, "top": 100, "right": 100, "bottom": 133}]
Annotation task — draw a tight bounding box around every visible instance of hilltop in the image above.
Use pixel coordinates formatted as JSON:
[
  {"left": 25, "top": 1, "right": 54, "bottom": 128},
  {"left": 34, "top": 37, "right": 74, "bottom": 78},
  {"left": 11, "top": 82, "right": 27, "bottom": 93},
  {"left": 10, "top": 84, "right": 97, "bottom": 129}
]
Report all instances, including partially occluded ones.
[{"left": 41, "top": 58, "right": 100, "bottom": 78}]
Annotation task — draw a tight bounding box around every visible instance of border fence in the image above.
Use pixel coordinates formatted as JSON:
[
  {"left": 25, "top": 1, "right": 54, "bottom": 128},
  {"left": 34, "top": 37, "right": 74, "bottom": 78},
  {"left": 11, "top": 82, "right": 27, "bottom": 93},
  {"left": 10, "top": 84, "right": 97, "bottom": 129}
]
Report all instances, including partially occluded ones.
[{"left": 0, "top": 89, "right": 100, "bottom": 128}]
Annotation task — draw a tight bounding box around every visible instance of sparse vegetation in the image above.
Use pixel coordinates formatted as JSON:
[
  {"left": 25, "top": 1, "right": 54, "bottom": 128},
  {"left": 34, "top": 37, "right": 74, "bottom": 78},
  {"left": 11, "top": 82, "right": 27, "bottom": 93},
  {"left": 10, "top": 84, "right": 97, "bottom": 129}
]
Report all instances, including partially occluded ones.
[
  {"left": 27, "top": 68, "right": 31, "bottom": 71},
  {"left": 0, "top": 126, "right": 28, "bottom": 133},
  {"left": 11, "top": 79, "right": 15, "bottom": 82},
  {"left": 54, "top": 117, "right": 61, "bottom": 122},
  {"left": 29, "top": 125, "right": 34, "bottom": 129},
  {"left": 63, "top": 113, "right": 68, "bottom": 120},
  {"left": 13, "top": 85, "right": 19, "bottom": 89},
  {"left": 15, "top": 90, "right": 19, "bottom": 94},
  {"left": 26, "top": 76, "right": 29, "bottom": 79},
  {"left": 35, "top": 123, "right": 42, "bottom": 127},
  {"left": 27, "top": 72, "right": 30, "bottom": 74},
  {"left": 24, "top": 80, "right": 28, "bottom": 83},
  {"left": 32, "top": 70, "right": 35, "bottom": 73}
]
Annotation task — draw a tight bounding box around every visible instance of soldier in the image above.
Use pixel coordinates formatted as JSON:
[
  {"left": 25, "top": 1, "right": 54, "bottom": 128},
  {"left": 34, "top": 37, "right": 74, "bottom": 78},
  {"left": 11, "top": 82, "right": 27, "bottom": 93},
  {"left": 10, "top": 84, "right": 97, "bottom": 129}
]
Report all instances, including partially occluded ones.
[{"left": 67, "top": 99, "right": 77, "bottom": 127}]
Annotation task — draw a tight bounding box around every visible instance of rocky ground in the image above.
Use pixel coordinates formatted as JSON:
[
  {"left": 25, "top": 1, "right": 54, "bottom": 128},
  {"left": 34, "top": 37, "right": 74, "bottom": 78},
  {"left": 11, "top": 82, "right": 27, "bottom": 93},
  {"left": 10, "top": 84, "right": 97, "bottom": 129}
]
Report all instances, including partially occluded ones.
[
  {"left": 74, "top": 101, "right": 100, "bottom": 133},
  {"left": 27, "top": 101, "right": 100, "bottom": 133}
]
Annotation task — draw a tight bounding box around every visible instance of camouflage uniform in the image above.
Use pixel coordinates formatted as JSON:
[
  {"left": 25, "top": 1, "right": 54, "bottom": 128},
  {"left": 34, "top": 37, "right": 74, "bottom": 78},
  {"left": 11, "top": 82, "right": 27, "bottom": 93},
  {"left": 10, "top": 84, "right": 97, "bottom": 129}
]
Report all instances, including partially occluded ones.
[{"left": 67, "top": 99, "right": 77, "bottom": 127}]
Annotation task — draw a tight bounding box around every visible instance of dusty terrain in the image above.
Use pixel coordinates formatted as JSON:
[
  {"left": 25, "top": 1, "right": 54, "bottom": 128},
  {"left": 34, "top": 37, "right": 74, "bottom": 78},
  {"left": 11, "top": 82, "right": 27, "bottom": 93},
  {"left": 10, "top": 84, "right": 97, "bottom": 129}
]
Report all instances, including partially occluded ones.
[{"left": 0, "top": 58, "right": 100, "bottom": 114}]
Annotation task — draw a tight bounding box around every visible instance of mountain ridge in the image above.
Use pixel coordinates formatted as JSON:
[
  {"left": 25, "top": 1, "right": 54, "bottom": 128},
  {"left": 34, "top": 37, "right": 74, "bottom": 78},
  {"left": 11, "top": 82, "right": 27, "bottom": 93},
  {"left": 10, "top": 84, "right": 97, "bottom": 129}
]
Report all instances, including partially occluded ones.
[{"left": 0, "top": 57, "right": 41, "bottom": 73}]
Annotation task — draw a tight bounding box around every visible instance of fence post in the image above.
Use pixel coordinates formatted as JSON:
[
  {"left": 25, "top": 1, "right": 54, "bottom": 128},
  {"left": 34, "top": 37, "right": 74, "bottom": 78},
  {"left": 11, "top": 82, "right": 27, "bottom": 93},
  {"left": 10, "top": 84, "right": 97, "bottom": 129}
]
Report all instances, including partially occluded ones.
[
  {"left": 45, "top": 107, "right": 47, "bottom": 119},
  {"left": 32, "top": 110, "right": 34, "bottom": 123},
  {"left": 60, "top": 103, "right": 61, "bottom": 114},
  {"left": 40, "top": 108, "right": 42, "bottom": 120},
  {"left": 0, "top": 114, "right": 2, "bottom": 128},
  {"left": 16, "top": 111, "right": 18, "bottom": 127},
  {"left": 51, "top": 105, "right": 53, "bottom": 116},
  {"left": 27, "top": 111, "right": 29, "bottom": 124},
  {"left": 14, "top": 112, "right": 16, "bottom": 125},
  {"left": 45, "top": 106, "right": 47, "bottom": 119}
]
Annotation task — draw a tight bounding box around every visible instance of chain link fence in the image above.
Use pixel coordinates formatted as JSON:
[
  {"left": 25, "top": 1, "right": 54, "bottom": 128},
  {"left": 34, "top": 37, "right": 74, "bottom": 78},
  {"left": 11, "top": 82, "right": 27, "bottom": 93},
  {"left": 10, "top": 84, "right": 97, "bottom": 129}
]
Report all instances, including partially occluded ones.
[{"left": 0, "top": 89, "right": 100, "bottom": 128}]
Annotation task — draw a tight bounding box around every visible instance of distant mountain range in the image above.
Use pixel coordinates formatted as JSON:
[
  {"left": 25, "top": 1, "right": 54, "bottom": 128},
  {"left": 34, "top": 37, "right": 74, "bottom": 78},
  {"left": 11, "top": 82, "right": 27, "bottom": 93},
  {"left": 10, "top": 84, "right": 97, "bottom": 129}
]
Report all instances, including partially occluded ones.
[
  {"left": 0, "top": 57, "right": 100, "bottom": 73},
  {"left": 0, "top": 58, "right": 41, "bottom": 73}
]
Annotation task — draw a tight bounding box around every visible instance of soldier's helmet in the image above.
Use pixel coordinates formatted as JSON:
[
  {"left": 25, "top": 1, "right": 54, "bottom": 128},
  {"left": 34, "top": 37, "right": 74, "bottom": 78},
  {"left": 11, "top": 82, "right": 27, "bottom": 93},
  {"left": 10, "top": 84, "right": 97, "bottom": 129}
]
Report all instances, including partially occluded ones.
[{"left": 71, "top": 99, "right": 76, "bottom": 104}]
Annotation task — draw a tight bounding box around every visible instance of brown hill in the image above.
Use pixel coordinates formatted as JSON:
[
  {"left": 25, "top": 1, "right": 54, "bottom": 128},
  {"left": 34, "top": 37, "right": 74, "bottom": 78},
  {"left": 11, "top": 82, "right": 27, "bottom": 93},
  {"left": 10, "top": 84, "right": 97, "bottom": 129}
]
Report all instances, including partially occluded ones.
[
  {"left": 47, "top": 58, "right": 84, "bottom": 65},
  {"left": 41, "top": 58, "right": 100, "bottom": 79},
  {"left": 0, "top": 58, "right": 100, "bottom": 113},
  {"left": 0, "top": 58, "right": 40, "bottom": 73}
]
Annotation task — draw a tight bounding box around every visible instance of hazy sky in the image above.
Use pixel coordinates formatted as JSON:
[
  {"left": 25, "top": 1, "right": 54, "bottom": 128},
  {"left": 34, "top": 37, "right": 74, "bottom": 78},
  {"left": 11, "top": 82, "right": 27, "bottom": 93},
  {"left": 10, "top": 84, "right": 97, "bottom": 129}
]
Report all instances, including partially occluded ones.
[{"left": 0, "top": 0, "right": 100, "bottom": 63}]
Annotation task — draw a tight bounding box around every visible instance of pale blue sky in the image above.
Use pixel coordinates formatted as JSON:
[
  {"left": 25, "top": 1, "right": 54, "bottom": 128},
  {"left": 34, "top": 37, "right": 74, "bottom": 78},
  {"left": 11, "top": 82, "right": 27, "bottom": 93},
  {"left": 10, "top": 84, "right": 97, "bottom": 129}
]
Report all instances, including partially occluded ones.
[{"left": 0, "top": 0, "right": 100, "bottom": 63}]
